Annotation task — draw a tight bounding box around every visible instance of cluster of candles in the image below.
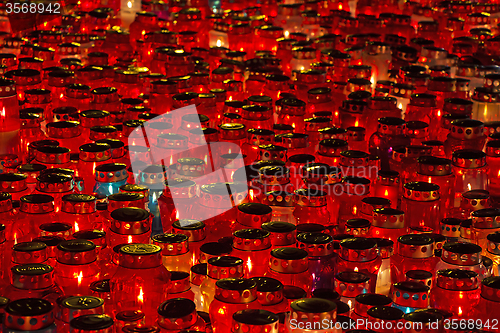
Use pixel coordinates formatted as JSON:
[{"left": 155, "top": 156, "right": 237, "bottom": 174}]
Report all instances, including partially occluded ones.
[{"left": 2, "top": 0, "right": 500, "bottom": 332}]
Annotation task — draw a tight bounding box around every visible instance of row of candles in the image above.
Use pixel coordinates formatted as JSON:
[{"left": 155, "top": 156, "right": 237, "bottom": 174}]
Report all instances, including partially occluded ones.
[{"left": 2, "top": 0, "right": 500, "bottom": 331}]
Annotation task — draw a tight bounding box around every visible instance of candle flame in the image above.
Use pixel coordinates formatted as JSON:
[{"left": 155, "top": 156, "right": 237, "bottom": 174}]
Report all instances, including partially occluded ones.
[
  {"left": 75, "top": 222, "right": 79, "bottom": 232},
  {"left": 228, "top": 95, "right": 233, "bottom": 101},
  {"left": 74, "top": 271, "right": 83, "bottom": 286},
  {"left": 458, "top": 306, "right": 462, "bottom": 316},
  {"left": 138, "top": 287, "right": 144, "bottom": 304},
  {"left": 354, "top": 120, "right": 359, "bottom": 127},
  {"left": 352, "top": 205, "right": 357, "bottom": 215},
  {"left": 437, "top": 110, "right": 441, "bottom": 117},
  {"left": 339, "top": 3, "right": 343, "bottom": 10},
  {"left": 284, "top": 30, "right": 290, "bottom": 38},
  {"left": 60, "top": 93, "right": 64, "bottom": 99},
  {"left": 347, "top": 299, "right": 352, "bottom": 308},
  {"left": 175, "top": 210, "right": 179, "bottom": 220},
  {"left": 0, "top": 107, "right": 4, "bottom": 117},
  {"left": 128, "top": 235, "right": 133, "bottom": 243},
  {"left": 384, "top": 189, "right": 389, "bottom": 197},
  {"left": 216, "top": 39, "right": 222, "bottom": 47},
  {"left": 428, "top": 176, "right": 432, "bottom": 183},
  {"left": 127, "top": 1, "right": 132, "bottom": 8},
  {"left": 467, "top": 183, "right": 472, "bottom": 191},
  {"left": 498, "top": 170, "right": 500, "bottom": 177},
  {"left": 370, "top": 75, "right": 375, "bottom": 86},
  {"left": 398, "top": 102, "right": 403, "bottom": 109},
  {"left": 354, "top": 266, "right": 358, "bottom": 272},
  {"left": 246, "top": 257, "right": 252, "bottom": 273}
]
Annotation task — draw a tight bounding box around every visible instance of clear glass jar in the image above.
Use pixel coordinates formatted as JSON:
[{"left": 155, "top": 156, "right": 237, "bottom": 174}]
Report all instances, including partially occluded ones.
[
  {"left": 451, "top": 149, "right": 489, "bottom": 208},
  {"left": 401, "top": 181, "right": 441, "bottom": 232},
  {"left": 110, "top": 244, "right": 170, "bottom": 325},
  {"left": 296, "top": 232, "right": 336, "bottom": 291}
]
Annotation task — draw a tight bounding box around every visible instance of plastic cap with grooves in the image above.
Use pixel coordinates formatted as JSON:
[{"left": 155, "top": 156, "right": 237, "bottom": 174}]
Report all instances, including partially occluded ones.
[
  {"left": 0, "top": 173, "right": 27, "bottom": 192},
  {"left": 250, "top": 277, "right": 284, "bottom": 306},
  {"left": 233, "top": 229, "right": 271, "bottom": 251},
  {"left": 403, "top": 182, "right": 440, "bottom": 201},
  {"left": 397, "top": 234, "right": 434, "bottom": 259},
  {"left": 452, "top": 149, "right": 486, "bottom": 169},
  {"left": 372, "top": 208, "right": 405, "bottom": 229},
  {"left": 417, "top": 156, "right": 452, "bottom": 176},
  {"left": 441, "top": 242, "right": 481, "bottom": 266},
  {"left": 392, "top": 281, "right": 429, "bottom": 308},
  {"left": 294, "top": 188, "right": 327, "bottom": 207},
  {"left": 95, "top": 163, "right": 128, "bottom": 183},
  {"left": 11, "top": 263, "right": 54, "bottom": 289},
  {"left": 36, "top": 173, "right": 74, "bottom": 193},
  {"left": 56, "top": 240, "right": 97, "bottom": 265},
  {"left": 207, "top": 256, "right": 244, "bottom": 279},
  {"left": 436, "top": 269, "right": 478, "bottom": 291},
  {"left": 261, "top": 222, "right": 297, "bottom": 246},
  {"left": 70, "top": 314, "right": 114, "bottom": 332},
  {"left": 172, "top": 220, "right": 205, "bottom": 242},
  {"left": 110, "top": 207, "right": 151, "bottom": 235},
  {"left": 296, "top": 232, "right": 333, "bottom": 256},
  {"left": 20, "top": 194, "right": 54, "bottom": 214},
  {"left": 61, "top": 194, "right": 96, "bottom": 214},
  {"left": 269, "top": 247, "right": 308, "bottom": 273},
  {"left": 152, "top": 233, "right": 189, "bottom": 256},
  {"left": 79, "top": 143, "right": 111, "bottom": 162},
  {"left": 5, "top": 298, "right": 54, "bottom": 331},
  {"left": 108, "top": 193, "right": 145, "bottom": 211},
  {"left": 335, "top": 271, "right": 371, "bottom": 297},
  {"left": 13, "top": 241, "right": 48, "bottom": 264},
  {"left": 214, "top": 278, "right": 257, "bottom": 304},
  {"left": 339, "top": 237, "right": 378, "bottom": 262},
  {"left": 354, "top": 293, "right": 392, "bottom": 318},
  {"left": 345, "top": 218, "right": 371, "bottom": 236},
  {"left": 118, "top": 243, "right": 162, "bottom": 269},
  {"left": 232, "top": 309, "right": 279, "bottom": 333},
  {"left": 157, "top": 298, "right": 197, "bottom": 330}
]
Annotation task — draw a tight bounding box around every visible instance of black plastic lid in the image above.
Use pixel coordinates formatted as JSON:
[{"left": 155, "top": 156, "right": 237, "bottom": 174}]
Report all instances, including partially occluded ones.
[{"left": 70, "top": 314, "right": 114, "bottom": 330}]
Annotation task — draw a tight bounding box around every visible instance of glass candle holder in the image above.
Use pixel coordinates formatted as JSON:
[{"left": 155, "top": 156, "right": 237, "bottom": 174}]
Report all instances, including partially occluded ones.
[
  {"left": 451, "top": 149, "right": 489, "bottom": 208},
  {"left": 401, "top": 182, "right": 441, "bottom": 232},
  {"left": 60, "top": 194, "right": 97, "bottom": 232},
  {"left": 54, "top": 239, "right": 100, "bottom": 296},
  {"left": 110, "top": 243, "right": 170, "bottom": 325},
  {"left": 296, "top": 232, "right": 336, "bottom": 291},
  {"left": 232, "top": 228, "right": 271, "bottom": 278},
  {"left": 437, "top": 241, "right": 490, "bottom": 279},
  {"left": 472, "top": 87, "right": 500, "bottom": 123},
  {"left": 4, "top": 298, "right": 57, "bottom": 332},
  {"left": 471, "top": 208, "right": 500, "bottom": 255},
  {"left": 233, "top": 309, "right": 279, "bottom": 333},
  {"left": 45, "top": 121, "right": 82, "bottom": 154},
  {"left": 431, "top": 269, "right": 480, "bottom": 319},
  {"left": 369, "top": 208, "right": 406, "bottom": 243},
  {"left": 266, "top": 247, "right": 313, "bottom": 294},
  {"left": 55, "top": 295, "right": 105, "bottom": 332},
  {"left": 72, "top": 229, "right": 112, "bottom": 278},
  {"left": 478, "top": 276, "right": 500, "bottom": 321},
  {"left": 16, "top": 194, "right": 58, "bottom": 243},
  {"left": 337, "top": 177, "right": 371, "bottom": 231},
  {"left": 93, "top": 163, "right": 128, "bottom": 199},
  {"left": 369, "top": 117, "right": 409, "bottom": 170},
  {"left": 444, "top": 119, "right": 485, "bottom": 159},
  {"left": 108, "top": 207, "right": 151, "bottom": 249},
  {"left": 77, "top": 142, "right": 112, "bottom": 193},
  {"left": 293, "top": 188, "right": 330, "bottom": 227},
  {"left": 261, "top": 221, "right": 297, "bottom": 249},
  {"left": 200, "top": 255, "right": 244, "bottom": 312},
  {"left": 0, "top": 172, "right": 29, "bottom": 202},
  {"left": 250, "top": 276, "right": 289, "bottom": 321},
  {"left": 209, "top": 278, "right": 258, "bottom": 333},
  {"left": 372, "top": 171, "right": 399, "bottom": 207},
  {"left": 5, "top": 263, "right": 63, "bottom": 305},
  {"left": 33, "top": 172, "right": 75, "bottom": 212},
  {"left": 335, "top": 271, "right": 371, "bottom": 310},
  {"left": 337, "top": 238, "right": 381, "bottom": 293},
  {"left": 392, "top": 234, "right": 438, "bottom": 282},
  {"left": 152, "top": 233, "right": 191, "bottom": 272}
]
